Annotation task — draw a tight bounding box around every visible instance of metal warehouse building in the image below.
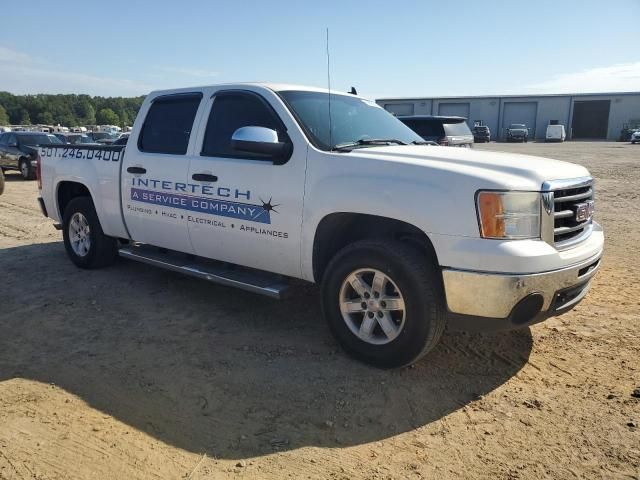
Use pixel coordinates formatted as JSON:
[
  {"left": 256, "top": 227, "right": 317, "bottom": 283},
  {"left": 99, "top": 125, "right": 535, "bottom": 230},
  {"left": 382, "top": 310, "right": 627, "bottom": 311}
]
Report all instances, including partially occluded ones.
[{"left": 376, "top": 92, "right": 640, "bottom": 141}]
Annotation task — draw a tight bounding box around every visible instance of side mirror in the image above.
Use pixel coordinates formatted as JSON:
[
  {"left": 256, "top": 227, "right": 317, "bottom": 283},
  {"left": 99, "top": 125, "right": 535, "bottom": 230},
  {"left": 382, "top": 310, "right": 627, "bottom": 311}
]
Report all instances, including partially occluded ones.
[{"left": 231, "top": 126, "right": 290, "bottom": 164}]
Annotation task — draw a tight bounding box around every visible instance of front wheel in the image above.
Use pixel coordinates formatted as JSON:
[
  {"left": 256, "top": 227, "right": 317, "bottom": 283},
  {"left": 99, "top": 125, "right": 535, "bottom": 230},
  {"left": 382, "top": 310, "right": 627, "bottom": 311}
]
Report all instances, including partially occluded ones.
[
  {"left": 62, "top": 197, "right": 118, "bottom": 269},
  {"left": 321, "top": 240, "right": 446, "bottom": 368}
]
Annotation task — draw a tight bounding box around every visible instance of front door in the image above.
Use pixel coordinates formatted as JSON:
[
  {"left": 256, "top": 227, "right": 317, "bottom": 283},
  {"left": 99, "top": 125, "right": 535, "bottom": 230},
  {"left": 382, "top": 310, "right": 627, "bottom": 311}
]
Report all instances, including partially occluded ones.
[
  {"left": 121, "top": 92, "right": 203, "bottom": 254},
  {"left": 186, "top": 89, "right": 307, "bottom": 278}
]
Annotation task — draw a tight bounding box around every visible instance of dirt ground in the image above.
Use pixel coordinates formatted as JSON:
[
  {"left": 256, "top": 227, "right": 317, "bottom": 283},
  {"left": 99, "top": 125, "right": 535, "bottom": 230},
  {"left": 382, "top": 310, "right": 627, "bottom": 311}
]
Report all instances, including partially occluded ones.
[{"left": 0, "top": 141, "right": 638, "bottom": 479}]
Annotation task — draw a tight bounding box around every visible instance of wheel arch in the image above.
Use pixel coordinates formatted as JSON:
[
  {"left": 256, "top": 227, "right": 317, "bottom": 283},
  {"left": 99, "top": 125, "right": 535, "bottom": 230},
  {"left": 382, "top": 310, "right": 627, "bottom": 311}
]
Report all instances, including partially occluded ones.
[
  {"left": 56, "top": 180, "right": 94, "bottom": 219},
  {"left": 312, "top": 212, "right": 440, "bottom": 284}
]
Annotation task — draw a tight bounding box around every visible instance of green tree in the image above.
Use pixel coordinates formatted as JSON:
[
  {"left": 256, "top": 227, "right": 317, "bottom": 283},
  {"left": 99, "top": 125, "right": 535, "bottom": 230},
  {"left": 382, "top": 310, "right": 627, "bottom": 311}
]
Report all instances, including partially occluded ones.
[
  {"left": 76, "top": 99, "right": 96, "bottom": 125},
  {"left": 96, "top": 108, "right": 119, "bottom": 125},
  {"left": 0, "top": 105, "right": 9, "bottom": 125},
  {"left": 37, "top": 111, "right": 55, "bottom": 125},
  {"left": 83, "top": 104, "right": 96, "bottom": 125},
  {"left": 19, "top": 109, "right": 31, "bottom": 125}
]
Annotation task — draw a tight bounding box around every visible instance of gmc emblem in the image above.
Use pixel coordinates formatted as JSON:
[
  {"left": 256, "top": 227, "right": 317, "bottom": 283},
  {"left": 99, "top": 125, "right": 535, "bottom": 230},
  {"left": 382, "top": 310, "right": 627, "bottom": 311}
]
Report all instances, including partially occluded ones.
[{"left": 575, "top": 200, "right": 595, "bottom": 222}]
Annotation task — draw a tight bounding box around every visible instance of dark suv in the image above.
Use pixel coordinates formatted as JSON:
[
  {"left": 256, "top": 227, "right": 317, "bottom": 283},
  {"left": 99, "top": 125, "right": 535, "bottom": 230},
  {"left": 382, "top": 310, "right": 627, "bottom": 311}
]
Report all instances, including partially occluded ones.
[
  {"left": 506, "top": 124, "right": 529, "bottom": 142},
  {"left": 0, "top": 132, "right": 63, "bottom": 179},
  {"left": 472, "top": 125, "right": 491, "bottom": 143},
  {"left": 397, "top": 115, "right": 474, "bottom": 147}
]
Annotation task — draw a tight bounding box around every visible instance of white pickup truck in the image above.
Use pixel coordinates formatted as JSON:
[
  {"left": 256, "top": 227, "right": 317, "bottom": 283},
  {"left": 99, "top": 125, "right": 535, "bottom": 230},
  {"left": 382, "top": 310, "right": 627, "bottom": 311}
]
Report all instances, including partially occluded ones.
[{"left": 37, "top": 83, "right": 603, "bottom": 368}]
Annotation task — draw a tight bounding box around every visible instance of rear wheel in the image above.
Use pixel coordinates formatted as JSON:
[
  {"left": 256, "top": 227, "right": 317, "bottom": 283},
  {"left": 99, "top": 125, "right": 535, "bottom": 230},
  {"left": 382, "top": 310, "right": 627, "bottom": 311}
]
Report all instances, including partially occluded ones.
[
  {"left": 321, "top": 240, "right": 446, "bottom": 368},
  {"left": 62, "top": 197, "right": 118, "bottom": 269},
  {"left": 19, "top": 157, "right": 35, "bottom": 180}
]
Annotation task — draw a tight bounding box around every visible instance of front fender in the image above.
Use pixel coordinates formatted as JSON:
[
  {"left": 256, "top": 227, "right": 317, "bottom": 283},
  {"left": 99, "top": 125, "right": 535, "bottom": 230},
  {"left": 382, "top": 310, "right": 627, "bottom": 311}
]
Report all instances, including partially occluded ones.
[{"left": 300, "top": 161, "right": 479, "bottom": 281}]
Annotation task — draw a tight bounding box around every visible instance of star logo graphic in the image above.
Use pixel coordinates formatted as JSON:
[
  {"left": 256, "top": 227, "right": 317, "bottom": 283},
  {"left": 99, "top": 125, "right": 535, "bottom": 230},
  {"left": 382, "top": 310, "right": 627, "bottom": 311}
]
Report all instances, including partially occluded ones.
[{"left": 260, "top": 197, "right": 280, "bottom": 214}]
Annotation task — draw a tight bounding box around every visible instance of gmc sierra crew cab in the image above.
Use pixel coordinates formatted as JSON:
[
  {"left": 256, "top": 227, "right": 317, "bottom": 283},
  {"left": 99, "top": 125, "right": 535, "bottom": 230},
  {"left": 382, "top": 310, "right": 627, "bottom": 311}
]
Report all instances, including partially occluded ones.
[{"left": 37, "top": 83, "right": 604, "bottom": 368}]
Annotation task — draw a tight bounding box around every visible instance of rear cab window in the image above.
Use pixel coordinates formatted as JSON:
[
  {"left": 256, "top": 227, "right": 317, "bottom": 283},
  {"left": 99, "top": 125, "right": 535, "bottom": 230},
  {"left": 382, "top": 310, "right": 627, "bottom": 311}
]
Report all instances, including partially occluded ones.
[{"left": 138, "top": 93, "right": 203, "bottom": 154}]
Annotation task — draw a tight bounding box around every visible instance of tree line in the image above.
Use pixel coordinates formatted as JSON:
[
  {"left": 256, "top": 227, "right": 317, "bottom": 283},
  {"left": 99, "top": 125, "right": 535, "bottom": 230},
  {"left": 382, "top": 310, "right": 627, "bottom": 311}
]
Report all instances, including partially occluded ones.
[{"left": 0, "top": 92, "right": 145, "bottom": 128}]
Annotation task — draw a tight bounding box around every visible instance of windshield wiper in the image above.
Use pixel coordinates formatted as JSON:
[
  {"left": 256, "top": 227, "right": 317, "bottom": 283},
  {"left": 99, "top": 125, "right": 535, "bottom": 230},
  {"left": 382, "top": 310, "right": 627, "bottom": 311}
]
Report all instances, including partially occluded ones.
[{"left": 332, "top": 138, "right": 408, "bottom": 151}]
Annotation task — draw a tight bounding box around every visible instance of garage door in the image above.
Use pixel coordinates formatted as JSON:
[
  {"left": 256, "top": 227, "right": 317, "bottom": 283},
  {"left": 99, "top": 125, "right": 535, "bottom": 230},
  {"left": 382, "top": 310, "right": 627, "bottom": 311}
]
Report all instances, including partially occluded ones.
[
  {"left": 571, "top": 100, "right": 610, "bottom": 139},
  {"left": 438, "top": 102, "right": 470, "bottom": 119},
  {"left": 384, "top": 103, "right": 414, "bottom": 116},
  {"left": 502, "top": 102, "right": 538, "bottom": 139}
]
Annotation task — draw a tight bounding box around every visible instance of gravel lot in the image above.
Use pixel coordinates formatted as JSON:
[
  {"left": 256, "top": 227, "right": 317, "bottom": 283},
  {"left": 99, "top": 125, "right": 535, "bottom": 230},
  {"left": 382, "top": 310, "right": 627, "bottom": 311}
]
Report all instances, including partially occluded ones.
[{"left": 0, "top": 141, "right": 638, "bottom": 479}]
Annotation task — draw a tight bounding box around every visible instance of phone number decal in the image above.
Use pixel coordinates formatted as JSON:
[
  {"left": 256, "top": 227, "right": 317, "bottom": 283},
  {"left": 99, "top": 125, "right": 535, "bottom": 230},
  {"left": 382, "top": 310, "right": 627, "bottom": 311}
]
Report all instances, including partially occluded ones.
[{"left": 40, "top": 147, "right": 121, "bottom": 162}]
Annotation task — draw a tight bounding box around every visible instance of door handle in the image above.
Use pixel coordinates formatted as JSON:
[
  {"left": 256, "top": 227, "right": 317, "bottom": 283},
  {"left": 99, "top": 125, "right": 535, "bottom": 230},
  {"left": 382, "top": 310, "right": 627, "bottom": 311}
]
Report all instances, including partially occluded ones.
[
  {"left": 127, "top": 166, "right": 146, "bottom": 174},
  {"left": 192, "top": 173, "right": 218, "bottom": 182}
]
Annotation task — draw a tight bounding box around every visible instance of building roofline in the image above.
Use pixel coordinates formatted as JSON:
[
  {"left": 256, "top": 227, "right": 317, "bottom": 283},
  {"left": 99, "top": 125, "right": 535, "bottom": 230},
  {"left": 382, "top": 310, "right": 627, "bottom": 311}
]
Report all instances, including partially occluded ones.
[{"left": 376, "top": 91, "right": 640, "bottom": 102}]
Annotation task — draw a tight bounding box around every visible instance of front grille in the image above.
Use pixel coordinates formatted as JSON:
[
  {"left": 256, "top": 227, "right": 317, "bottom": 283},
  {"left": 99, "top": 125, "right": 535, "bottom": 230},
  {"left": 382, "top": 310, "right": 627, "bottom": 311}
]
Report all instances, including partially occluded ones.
[{"left": 552, "top": 181, "right": 594, "bottom": 245}]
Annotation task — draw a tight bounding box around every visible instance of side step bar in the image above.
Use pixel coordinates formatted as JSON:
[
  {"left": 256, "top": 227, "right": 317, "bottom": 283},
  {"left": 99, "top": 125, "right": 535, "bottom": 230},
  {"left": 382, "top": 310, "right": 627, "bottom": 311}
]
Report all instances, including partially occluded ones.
[{"left": 118, "top": 244, "right": 290, "bottom": 299}]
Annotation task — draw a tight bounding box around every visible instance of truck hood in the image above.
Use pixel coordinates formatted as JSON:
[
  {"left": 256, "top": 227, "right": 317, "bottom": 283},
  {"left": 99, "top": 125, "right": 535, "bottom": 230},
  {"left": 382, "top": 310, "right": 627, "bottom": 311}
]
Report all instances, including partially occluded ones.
[
  {"left": 508, "top": 129, "right": 527, "bottom": 134},
  {"left": 351, "top": 145, "right": 590, "bottom": 190}
]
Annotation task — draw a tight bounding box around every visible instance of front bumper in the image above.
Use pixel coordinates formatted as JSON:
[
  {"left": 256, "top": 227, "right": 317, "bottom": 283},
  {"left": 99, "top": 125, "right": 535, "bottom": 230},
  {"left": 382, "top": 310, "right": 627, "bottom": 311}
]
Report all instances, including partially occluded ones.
[{"left": 443, "top": 249, "right": 602, "bottom": 331}]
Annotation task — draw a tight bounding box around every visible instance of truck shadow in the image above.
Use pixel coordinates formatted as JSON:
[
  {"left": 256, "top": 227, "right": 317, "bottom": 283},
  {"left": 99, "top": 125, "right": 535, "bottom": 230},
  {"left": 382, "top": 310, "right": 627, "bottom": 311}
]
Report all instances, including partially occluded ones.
[{"left": 0, "top": 242, "right": 533, "bottom": 459}]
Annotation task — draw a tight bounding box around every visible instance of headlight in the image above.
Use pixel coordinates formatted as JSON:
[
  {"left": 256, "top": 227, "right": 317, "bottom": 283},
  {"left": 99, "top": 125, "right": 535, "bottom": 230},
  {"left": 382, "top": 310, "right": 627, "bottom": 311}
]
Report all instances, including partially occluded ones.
[{"left": 476, "top": 191, "right": 541, "bottom": 239}]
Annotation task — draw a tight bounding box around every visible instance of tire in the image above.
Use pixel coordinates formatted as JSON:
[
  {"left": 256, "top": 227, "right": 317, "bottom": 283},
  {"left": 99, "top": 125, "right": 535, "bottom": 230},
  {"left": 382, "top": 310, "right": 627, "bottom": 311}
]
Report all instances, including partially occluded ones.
[
  {"left": 0, "top": 169, "right": 4, "bottom": 196},
  {"left": 19, "top": 157, "right": 35, "bottom": 180},
  {"left": 320, "top": 240, "right": 446, "bottom": 368},
  {"left": 62, "top": 197, "right": 118, "bottom": 269}
]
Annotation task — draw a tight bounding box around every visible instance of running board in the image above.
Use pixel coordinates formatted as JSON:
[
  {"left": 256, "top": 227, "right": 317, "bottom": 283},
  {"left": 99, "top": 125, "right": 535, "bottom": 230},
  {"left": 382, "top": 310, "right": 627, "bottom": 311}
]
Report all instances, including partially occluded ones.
[{"left": 118, "top": 244, "right": 289, "bottom": 299}]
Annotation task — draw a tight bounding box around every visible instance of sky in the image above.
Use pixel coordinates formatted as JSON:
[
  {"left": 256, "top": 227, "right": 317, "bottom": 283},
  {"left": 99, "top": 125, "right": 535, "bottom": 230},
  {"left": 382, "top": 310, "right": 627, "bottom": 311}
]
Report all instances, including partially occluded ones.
[{"left": 1, "top": 0, "right": 639, "bottom": 99}]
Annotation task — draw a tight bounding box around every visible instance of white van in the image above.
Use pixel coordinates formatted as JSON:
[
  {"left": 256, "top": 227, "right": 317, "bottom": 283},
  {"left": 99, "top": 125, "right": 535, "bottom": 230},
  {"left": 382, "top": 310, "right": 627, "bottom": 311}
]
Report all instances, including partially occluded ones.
[{"left": 546, "top": 124, "right": 566, "bottom": 142}]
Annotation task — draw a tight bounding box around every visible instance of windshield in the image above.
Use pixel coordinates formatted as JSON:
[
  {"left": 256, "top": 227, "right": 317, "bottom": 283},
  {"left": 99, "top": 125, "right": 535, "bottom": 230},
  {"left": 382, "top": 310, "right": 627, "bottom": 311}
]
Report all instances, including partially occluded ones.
[
  {"left": 510, "top": 124, "right": 526, "bottom": 129},
  {"left": 278, "top": 90, "right": 422, "bottom": 150},
  {"left": 19, "top": 134, "right": 63, "bottom": 146}
]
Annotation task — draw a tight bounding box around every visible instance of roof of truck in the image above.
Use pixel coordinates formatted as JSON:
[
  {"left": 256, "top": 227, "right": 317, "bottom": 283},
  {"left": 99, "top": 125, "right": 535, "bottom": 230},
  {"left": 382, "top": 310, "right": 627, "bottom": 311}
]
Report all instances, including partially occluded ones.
[{"left": 147, "top": 83, "right": 364, "bottom": 98}]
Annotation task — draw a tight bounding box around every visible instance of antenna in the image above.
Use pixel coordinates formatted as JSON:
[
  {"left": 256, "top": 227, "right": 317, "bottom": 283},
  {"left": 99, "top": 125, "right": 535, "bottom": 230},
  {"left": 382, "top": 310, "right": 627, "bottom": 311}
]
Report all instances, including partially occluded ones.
[{"left": 326, "top": 27, "right": 332, "bottom": 150}]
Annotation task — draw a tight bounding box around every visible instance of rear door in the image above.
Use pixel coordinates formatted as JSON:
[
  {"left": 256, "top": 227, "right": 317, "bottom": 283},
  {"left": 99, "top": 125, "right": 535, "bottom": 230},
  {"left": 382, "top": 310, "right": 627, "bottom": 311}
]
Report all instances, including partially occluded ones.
[
  {"left": 186, "top": 88, "right": 307, "bottom": 278},
  {"left": 121, "top": 92, "right": 203, "bottom": 253}
]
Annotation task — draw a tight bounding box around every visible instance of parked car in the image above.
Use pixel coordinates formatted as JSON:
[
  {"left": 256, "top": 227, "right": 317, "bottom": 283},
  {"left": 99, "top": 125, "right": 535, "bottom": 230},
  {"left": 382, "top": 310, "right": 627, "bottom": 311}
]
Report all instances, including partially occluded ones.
[
  {"left": 87, "top": 132, "right": 118, "bottom": 144},
  {"left": 54, "top": 133, "right": 98, "bottom": 145},
  {"left": 472, "top": 125, "right": 491, "bottom": 143},
  {"left": 619, "top": 123, "right": 640, "bottom": 142},
  {"left": 0, "top": 131, "right": 62, "bottom": 179},
  {"left": 506, "top": 124, "right": 529, "bottom": 142},
  {"left": 631, "top": 131, "right": 640, "bottom": 144},
  {"left": 398, "top": 115, "right": 474, "bottom": 147},
  {"left": 37, "top": 83, "right": 603, "bottom": 368},
  {"left": 546, "top": 124, "right": 566, "bottom": 142}
]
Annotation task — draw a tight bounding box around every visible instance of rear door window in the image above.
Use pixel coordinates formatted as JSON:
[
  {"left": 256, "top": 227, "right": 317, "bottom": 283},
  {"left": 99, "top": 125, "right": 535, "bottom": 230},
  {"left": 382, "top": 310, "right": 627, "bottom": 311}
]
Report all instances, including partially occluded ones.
[
  {"left": 401, "top": 119, "right": 445, "bottom": 139},
  {"left": 443, "top": 122, "right": 472, "bottom": 136},
  {"left": 138, "top": 93, "right": 202, "bottom": 154}
]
